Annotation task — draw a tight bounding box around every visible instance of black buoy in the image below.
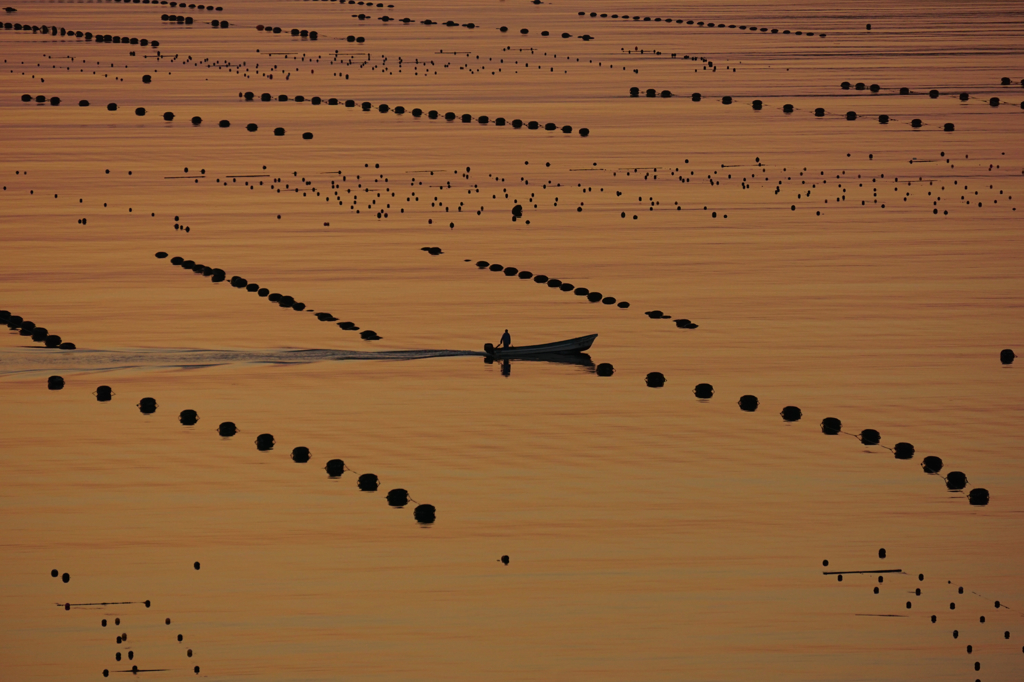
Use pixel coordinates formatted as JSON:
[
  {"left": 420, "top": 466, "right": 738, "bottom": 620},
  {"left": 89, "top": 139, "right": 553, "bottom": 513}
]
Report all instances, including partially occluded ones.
[
  {"left": 894, "top": 442, "right": 915, "bottom": 459},
  {"left": 1000, "top": 348, "right": 1015, "bottom": 364},
  {"left": 325, "top": 459, "right": 345, "bottom": 477},
  {"left": 179, "top": 409, "right": 199, "bottom": 426},
  {"left": 780, "top": 406, "right": 802, "bottom": 422},
  {"left": 413, "top": 504, "right": 436, "bottom": 524},
  {"left": 645, "top": 372, "right": 666, "bottom": 388},
  {"left": 738, "top": 395, "right": 759, "bottom": 412},
  {"left": 163, "top": 111, "right": 174, "bottom": 121},
  {"left": 386, "top": 488, "right": 409, "bottom": 507},
  {"left": 500, "top": 555, "right": 510, "bottom": 565},
  {"left": 135, "top": 107, "right": 146, "bottom": 116},
  {"left": 291, "top": 446, "right": 310, "bottom": 463},
  {"left": 596, "top": 363, "right": 614, "bottom": 377},
  {"left": 878, "top": 114, "right": 890, "bottom": 124},
  {"left": 968, "top": 488, "right": 989, "bottom": 506},
  {"left": 922, "top": 455, "right": 943, "bottom": 474},
  {"left": 138, "top": 397, "right": 157, "bottom": 414},
  {"left": 879, "top": 548, "right": 886, "bottom": 559},
  {"left": 693, "top": 383, "right": 714, "bottom": 399},
  {"left": 911, "top": 118, "right": 923, "bottom": 128},
  {"left": 814, "top": 107, "right": 825, "bottom": 117},
  {"left": 357, "top": 473, "right": 379, "bottom": 491},
  {"left": 142, "top": 75, "right": 151, "bottom": 84},
  {"left": 821, "top": 417, "right": 842, "bottom": 435},
  {"left": 783, "top": 104, "right": 794, "bottom": 113},
  {"left": 255, "top": 433, "right": 275, "bottom": 451},
  {"left": 95, "top": 385, "right": 113, "bottom": 402},
  {"left": 191, "top": 116, "right": 202, "bottom": 125},
  {"left": 218, "top": 421, "right": 237, "bottom": 437},
  {"left": 489, "top": 263, "right": 503, "bottom": 272},
  {"left": 691, "top": 92, "right": 701, "bottom": 101},
  {"left": 860, "top": 429, "right": 881, "bottom": 446},
  {"left": 534, "top": 274, "right": 549, "bottom": 283},
  {"left": 602, "top": 297, "right": 616, "bottom": 305},
  {"left": 47, "top": 375, "right": 65, "bottom": 390},
  {"left": 752, "top": 99, "right": 762, "bottom": 110},
  {"left": 945, "top": 471, "right": 967, "bottom": 490}
]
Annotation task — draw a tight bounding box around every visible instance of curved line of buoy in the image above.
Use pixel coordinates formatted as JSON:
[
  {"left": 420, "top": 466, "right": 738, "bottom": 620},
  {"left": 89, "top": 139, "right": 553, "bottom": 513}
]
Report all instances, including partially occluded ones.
[
  {"left": 1, "top": 21, "right": 161, "bottom": 47},
  {"left": 1, "top": 309, "right": 75, "bottom": 349},
  {"left": 154, "top": 252, "right": 382, "bottom": 340},
  {"left": 582, "top": 11, "right": 828, "bottom": 38}
]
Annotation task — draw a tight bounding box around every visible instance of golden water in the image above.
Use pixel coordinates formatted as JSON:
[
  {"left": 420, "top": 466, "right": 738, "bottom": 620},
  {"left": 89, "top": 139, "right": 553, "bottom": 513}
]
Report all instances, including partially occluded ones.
[{"left": 2, "top": 1, "right": 1022, "bottom": 679}]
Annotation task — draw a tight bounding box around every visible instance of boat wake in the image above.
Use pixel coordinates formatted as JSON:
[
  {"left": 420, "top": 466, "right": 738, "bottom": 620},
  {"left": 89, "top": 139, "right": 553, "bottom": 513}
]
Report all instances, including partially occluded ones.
[{"left": 0, "top": 347, "right": 486, "bottom": 376}]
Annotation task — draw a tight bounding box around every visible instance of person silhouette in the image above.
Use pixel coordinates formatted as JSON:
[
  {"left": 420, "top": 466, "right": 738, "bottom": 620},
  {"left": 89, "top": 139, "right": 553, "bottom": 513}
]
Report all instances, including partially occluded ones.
[{"left": 499, "top": 329, "right": 512, "bottom": 349}]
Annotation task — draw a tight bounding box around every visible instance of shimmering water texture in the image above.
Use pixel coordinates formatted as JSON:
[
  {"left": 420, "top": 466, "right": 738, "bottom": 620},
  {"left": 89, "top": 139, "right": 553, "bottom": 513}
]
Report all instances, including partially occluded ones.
[{"left": 2, "top": 1, "right": 1023, "bottom": 681}]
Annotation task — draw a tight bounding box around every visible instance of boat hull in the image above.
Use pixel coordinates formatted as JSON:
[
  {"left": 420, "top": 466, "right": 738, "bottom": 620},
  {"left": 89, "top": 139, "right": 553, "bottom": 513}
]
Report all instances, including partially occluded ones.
[{"left": 486, "top": 333, "right": 597, "bottom": 359}]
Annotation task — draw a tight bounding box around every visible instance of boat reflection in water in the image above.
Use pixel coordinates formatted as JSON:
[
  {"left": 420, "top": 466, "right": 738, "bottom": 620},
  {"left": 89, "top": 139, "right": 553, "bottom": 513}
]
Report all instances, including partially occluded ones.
[{"left": 484, "top": 352, "right": 595, "bottom": 376}]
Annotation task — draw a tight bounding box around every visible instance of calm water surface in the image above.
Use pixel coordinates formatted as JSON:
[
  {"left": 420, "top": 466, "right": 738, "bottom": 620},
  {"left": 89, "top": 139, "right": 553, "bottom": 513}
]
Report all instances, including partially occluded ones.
[{"left": 2, "top": 1, "right": 1022, "bottom": 680}]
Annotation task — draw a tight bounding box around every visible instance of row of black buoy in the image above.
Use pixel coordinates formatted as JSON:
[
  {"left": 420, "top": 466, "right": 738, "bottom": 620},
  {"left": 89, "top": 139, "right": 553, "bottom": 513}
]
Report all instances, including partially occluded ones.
[
  {"left": 843, "top": 79, "right": 1024, "bottom": 92},
  {"left": 159, "top": 14, "right": 193, "bottom": 24},
  {"left": 582, "top": 11, "right": 826, "bottom": 37},
  {"left": 2, "top": 309, "right": 76, "bottom": 349},
  {"left": 125, "top": 0, "right": 223, "bottom": 9},
  {"left": 640, "top": 375, "right": 989, "bottom": 505},
  {"left": 155, "top": 252, "right": 381, "bottom": 340},
  {"left": 19, "top": 95, "right": 314, "bottom": 134},
  {"left": 473, "top": 260, "right": 629, "bottom": 307},
  {"left": 68, "top": 100, "right": 317, "bottom": 136},
  {"left": 421, "top": 246, "right": 443, "bottom": 255},
  {"left": 242, "top": 93, "right": 591, "bottom": 136},
  {"left": 42, "top": 376, "right": 435, "bottom": 524},
  {"left": 496, "top": 26, "right": 594, "bottom": 40},
  {"left": 254, "top": 25, "right": 322, "bottom": 39},
  {"left": 626, "top": 91, "right": 965, "bottom": 128},
  {"left": 1, "top": 22, "right": 160, "bottom": 46}
]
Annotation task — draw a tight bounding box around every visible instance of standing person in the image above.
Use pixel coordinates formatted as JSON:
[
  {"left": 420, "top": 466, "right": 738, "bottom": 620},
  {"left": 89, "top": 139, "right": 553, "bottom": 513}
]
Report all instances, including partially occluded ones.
[{"left": 499, "top": 329, "right": 512, "bottom": 349}]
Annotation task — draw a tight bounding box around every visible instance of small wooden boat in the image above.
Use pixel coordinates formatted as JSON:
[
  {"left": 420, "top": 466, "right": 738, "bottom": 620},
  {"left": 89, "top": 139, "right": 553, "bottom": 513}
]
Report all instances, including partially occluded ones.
[{"left": 484, "top": 333, "right": 597, "bottom": 359}]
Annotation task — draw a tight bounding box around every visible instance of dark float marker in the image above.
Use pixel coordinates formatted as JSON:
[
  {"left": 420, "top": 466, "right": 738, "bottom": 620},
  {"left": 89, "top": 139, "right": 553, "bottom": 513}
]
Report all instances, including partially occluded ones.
[
  {"left": 645, "top": 372, "right": 666, "bottom": 388},
  {"left": 386, "top": 488, "right": 409, "bottom": 507},
  {"left": 179, "top": 410, "right": 199, "bottom": 426},
  {"left": 780, "top": 406, "right": 802, "bottom": 422},
  {"left": 218, "top": 421, "right": 237, "bottom": 437},
  {"left": 738, "top": 395, "right": 759, "bottom": 412},
  {"left": 255, "top": 433, "right": 275, "bottom": 451},
  {"left": 414, "top": 504, "right": 436, "bottom": 523},
  {"left": 138, "top": 397, "right": 157, "bottom": 414},
  {"left": 358, "top": 473, "right": 379, "bottom": 491},
  {"left": 694, "top": 383, "right": 714, "bottom": 399},
  {"left": 325, "top": 459, "right": 344, "bottom": 477}
]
